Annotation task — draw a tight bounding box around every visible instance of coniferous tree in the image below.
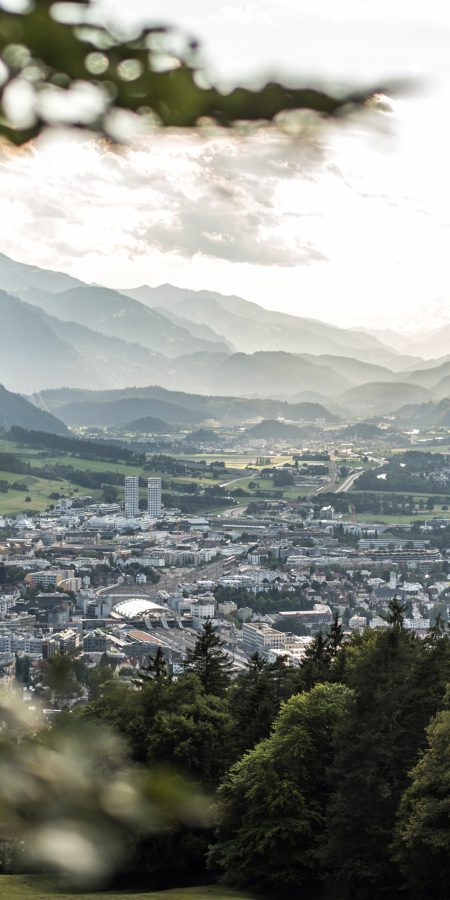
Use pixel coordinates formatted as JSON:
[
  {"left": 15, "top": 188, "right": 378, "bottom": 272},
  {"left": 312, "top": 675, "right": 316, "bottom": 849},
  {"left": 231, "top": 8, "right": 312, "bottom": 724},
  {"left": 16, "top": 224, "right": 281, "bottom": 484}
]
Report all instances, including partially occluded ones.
[
  {"left": 320, "top": 601, "right": 420, "bottom": 892},
  {"left": 393, "top": 695, "right": 450, "bottom": 899},
  {"left": 186, "top": 621, "right": 232, "bottom": 696},
  {"left": 380, "top": 594, "right": 407, "bottom": 627},
  {"left": 396, "top": 617, "right": 450, "bottom": 774},
  {"left": 135, "top": 646, "right": 168, "bottom": 684},
  {"left": 327, "top": 610, "right": 344, "bottom": 656},
  {"left": 231, "top": 651, "right": 297, "bottom": 753},
  {"left": 298, "top": 630, "right": 331, "bottom": 691}
]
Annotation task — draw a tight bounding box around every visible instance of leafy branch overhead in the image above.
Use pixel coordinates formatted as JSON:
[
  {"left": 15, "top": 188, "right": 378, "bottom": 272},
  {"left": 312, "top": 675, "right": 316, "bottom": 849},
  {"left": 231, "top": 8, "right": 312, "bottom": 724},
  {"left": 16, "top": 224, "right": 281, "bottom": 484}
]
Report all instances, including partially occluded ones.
[{"left": 0, "top": 0, "right": 393, "bottom": 144}]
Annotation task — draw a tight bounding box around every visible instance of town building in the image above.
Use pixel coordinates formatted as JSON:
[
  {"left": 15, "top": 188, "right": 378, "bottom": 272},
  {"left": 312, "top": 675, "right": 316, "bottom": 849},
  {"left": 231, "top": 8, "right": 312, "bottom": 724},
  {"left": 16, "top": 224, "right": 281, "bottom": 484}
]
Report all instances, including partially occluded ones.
[
  {"left": 148, "top": 478, "right": 161, "bottom": 518},
  {"left": 242, "top": 622, "right": 286, "bottom": 656},
  {"left": 125, "top": 476, "right": 139, "bottom": 517}
]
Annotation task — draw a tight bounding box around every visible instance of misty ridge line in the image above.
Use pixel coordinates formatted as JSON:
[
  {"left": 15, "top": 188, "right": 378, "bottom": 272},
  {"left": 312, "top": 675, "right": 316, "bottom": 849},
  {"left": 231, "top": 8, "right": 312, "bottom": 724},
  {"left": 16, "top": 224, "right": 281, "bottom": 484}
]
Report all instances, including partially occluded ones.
[{"left": 1, "top": 250, "right": 450, "bottom": 429}]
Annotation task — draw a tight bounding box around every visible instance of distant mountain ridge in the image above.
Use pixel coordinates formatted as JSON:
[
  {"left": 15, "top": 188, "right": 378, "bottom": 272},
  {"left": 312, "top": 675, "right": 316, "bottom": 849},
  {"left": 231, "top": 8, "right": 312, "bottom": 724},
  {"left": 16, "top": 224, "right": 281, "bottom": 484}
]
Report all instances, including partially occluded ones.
[
  {"left": 3, "top": 252, "right": 450, "bottom": 420},
  {"left": 0, "top": 384, "right": 69, "bottom": 434},
  {"left": 39, "top": 385, "right": 338, "bottom": 427},
  {"left": 121, "top": 282, "right": 416, "bottom": 368}
]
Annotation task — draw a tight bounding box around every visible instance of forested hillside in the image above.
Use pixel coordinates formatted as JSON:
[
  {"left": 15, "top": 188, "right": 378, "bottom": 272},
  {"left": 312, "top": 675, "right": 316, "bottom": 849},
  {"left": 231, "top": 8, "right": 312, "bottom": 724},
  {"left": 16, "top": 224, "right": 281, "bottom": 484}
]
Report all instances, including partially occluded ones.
[{"left": 3, "top": 607, "right": 450, "bottom": 898}]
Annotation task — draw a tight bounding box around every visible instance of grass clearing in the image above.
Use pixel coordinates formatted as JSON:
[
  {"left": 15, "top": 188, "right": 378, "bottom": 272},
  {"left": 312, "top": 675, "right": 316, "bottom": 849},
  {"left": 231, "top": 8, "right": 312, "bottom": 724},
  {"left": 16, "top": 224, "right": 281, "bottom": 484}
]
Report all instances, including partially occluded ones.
[{"left": 0, "top": 876, "right": 257, "bottom": 900}]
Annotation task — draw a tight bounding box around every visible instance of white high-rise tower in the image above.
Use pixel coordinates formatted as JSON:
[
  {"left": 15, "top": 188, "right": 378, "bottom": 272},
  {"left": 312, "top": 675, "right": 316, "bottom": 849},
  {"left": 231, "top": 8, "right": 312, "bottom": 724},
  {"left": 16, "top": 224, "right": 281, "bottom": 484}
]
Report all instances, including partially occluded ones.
[
  {"left": 147, "top": 477, "right": 161, "bottom": 517},
  {"left": 124, "top": 476, "right": 139, "bottom": 517}
]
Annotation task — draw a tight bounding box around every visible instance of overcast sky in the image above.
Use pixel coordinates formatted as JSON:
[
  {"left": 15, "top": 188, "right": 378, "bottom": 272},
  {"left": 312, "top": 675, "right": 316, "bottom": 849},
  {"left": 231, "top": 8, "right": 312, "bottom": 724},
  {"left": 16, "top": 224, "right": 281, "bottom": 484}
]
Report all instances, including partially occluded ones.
[{"left": 1, "top": 0, "right": 450, "bottom": 335}]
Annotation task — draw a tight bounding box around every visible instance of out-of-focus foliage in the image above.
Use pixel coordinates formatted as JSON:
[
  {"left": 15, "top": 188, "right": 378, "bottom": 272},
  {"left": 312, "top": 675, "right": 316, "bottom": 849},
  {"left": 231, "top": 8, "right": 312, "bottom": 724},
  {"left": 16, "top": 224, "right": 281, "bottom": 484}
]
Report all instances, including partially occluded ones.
[
  {"left": 0, "top": 705, "right": 211, "bottom": 886},
  {"left": 0, "top": 0, "right": 392, "bottom": 144}
]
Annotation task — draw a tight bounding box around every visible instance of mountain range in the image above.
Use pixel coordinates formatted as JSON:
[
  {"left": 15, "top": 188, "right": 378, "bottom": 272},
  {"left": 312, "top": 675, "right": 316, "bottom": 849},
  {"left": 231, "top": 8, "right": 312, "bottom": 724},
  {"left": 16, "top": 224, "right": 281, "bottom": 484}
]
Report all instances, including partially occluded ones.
[{"left": 2, "top": 251, "right": 450, "bottom": 420}]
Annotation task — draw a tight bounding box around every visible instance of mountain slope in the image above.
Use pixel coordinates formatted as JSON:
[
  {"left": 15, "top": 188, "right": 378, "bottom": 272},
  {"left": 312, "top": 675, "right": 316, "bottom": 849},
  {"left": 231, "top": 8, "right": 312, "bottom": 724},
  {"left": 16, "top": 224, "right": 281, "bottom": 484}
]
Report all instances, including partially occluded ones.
[
  {"left": 40, "top": 385, "right": 337, "bottom": 426},
  {"left": 339, "top": 381, "right": 437, "bottom": 415},
  {"left": 351, "top": 327, "right": 414, "bottom": 354},
  {"left": 54, "top": 397, "right": 208, "bottom": 427},
  {"left": 207, "top": 351, "right": 353, "bottom": 396},
  {"left": 400, "top": 360, "right": 450, "bottom": 389},
  {"left": 117, "top": 415, "right": 175, "bottom": 434},
  {"left": 0, "top": 291, "right": 92, "bottom": 393},
  {"left": 153, "top": 306, "right": 235, "bottom": 351},
  {"left": 406, "top": 325, "right": 450, "bottom": 360},
  {"left": 21, "top": 285, "right": 231, "bottom": 358},
  {"left": 0, "top": 251, "right": 84, "bottom": 293},
  {"left": 299, "top": 354, "right": 396, "bottom": 386},
  {"left": 0, "top": 385, "right": 69, "bottom": 434}
]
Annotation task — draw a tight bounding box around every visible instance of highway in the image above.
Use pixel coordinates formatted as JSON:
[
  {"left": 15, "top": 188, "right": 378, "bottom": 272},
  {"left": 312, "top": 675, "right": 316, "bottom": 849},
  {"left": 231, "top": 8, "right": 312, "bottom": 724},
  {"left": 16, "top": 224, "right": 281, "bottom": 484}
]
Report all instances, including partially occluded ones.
[{"left": 334, "top": 467, "right": 364, "bottom": 493}]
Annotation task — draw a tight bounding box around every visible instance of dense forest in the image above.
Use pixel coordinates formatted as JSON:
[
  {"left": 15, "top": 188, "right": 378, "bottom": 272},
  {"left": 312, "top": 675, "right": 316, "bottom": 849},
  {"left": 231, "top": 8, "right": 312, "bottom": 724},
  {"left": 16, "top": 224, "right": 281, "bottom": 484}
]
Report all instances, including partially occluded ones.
[
  {"left": 2, "top": 607, "right": 450, "bottom": 898},
  {"left": 356, "top": 450, "right": 450, "bottom": 496}
]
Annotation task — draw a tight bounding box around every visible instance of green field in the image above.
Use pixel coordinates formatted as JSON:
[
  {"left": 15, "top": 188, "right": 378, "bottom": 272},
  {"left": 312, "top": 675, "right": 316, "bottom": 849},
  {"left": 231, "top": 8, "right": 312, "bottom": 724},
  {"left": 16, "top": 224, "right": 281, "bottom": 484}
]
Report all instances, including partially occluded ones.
[{"left": 0, "top": 878, "right": 257, "bottom": 900}]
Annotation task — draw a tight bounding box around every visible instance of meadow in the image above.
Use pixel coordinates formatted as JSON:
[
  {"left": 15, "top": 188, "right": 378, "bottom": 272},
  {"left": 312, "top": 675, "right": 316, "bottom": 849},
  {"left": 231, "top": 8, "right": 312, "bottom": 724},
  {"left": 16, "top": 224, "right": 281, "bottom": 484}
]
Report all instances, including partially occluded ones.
[{"left": 0, "top": 877, "right": 256, "bottom": 900}]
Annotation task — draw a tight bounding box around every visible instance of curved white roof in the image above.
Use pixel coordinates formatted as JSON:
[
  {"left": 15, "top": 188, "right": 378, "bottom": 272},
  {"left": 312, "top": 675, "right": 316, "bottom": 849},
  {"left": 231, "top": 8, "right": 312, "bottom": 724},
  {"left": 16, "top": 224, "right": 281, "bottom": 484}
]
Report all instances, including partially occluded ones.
[{"left": 113, "top": 597, "right": 167, "bottom": 618}]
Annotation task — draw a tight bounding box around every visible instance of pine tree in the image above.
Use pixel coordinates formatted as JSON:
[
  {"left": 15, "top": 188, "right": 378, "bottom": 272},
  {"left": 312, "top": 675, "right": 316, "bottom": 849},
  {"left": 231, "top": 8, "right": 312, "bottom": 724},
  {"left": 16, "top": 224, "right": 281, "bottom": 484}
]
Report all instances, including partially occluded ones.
[
  {"left": 133, "top": 645, "right": 168, "bottom": 686},
  {"left": 231, "top": 651, "right": 297, "bottom": 753},
  {"left": 393, "top": 697, "right": 450, "bottom": 898},
  {"left": 298, "top": 630, "right": 330, "bottom": 691},
  {"left": 327, "top": 610, "right": 344, "bottom": 656},
  {"left": 186, "top": 621, "right": 232, "bottom": 696},
  {"left": 321, "top": 624, "right": 420, "bottom": 891},
  {"left": 380, "top": 594, "right": 407, "bottom": 627}
]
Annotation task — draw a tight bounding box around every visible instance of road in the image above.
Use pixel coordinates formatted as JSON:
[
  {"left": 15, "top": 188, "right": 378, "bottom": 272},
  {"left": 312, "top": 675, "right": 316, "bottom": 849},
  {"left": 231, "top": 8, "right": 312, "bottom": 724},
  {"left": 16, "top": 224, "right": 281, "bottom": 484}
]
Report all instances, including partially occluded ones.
[
  {"left": 220, "top": 474, "right": 257, "bottom": 487},
  {"left": 222, "top": 504, "right": 248, "bottom": 518},
  {"left": 334, "top": 467, "right": 364, "bottom": 493}
]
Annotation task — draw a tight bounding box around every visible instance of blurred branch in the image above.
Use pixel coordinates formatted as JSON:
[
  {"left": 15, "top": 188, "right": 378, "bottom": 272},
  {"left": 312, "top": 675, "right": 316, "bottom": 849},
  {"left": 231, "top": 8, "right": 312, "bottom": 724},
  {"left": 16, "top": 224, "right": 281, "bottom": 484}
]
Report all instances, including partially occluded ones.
[{"left": 0, "top": 0, "right": 396, "bottom": 144}]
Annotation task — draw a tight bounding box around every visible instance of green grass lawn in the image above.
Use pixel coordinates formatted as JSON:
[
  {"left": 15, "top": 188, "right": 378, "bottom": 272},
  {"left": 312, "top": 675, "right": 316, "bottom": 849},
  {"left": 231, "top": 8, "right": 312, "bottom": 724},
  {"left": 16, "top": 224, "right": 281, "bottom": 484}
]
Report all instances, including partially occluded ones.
[{"left": 0, "top": 876, "right": 257, "bottom": 900}]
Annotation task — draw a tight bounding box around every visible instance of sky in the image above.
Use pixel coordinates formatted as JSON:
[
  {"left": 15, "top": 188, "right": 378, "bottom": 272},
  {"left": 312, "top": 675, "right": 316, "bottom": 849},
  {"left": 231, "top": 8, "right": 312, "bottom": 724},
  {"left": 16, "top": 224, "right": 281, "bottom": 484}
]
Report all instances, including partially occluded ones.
[{"left": 1, "top": 0, "right": 450, "bottom": 336}]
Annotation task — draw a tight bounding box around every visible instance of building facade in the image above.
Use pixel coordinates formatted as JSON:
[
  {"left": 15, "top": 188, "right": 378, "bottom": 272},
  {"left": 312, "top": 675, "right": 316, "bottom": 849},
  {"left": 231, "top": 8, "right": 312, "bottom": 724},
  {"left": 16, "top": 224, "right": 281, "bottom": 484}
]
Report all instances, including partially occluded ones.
[
  {"left": 147, "top": 477, "right": 161, "bottom": 518},
  {"left": 125, "top": 476, "right": 139, "bottom": 517}
]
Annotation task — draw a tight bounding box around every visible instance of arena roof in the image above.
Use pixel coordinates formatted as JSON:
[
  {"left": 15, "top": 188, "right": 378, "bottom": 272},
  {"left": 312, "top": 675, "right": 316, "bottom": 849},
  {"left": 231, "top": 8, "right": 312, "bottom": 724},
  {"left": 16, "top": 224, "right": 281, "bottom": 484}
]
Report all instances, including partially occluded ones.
[{"left": 112, "top": 597, "right": 167, "bottom": 618}]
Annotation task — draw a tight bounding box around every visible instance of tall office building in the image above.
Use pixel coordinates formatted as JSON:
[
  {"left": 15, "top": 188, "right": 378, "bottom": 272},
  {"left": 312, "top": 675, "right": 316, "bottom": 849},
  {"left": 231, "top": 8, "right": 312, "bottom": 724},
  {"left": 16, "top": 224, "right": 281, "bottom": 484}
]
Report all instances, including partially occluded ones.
[
  {"left": 148, "top": 477, "right": 161, "bottom": 518},
  {"left": 124, "top": 476, "right": 139, "bottom": 517}
]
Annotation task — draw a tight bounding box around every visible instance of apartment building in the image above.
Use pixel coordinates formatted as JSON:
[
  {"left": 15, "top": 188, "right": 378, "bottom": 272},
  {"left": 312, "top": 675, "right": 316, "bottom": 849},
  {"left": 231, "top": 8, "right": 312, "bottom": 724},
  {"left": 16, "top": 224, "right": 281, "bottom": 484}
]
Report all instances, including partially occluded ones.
[
  {"left": 147, "top": 478, "right": 161, "bottom": 518},
  {"left": 83, "top": 630, "right": 111, "bottom": 653},
  {"left": 125, "top": 476, "right": 139, "bottom": 517}
]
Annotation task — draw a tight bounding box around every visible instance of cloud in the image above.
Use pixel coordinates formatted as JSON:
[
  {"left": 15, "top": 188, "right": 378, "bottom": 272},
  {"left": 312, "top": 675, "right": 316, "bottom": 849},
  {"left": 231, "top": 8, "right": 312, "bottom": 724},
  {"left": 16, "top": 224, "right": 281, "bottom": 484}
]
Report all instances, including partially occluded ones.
[{"left": 0, "top": 129, "right": 327, "bottom": 268}]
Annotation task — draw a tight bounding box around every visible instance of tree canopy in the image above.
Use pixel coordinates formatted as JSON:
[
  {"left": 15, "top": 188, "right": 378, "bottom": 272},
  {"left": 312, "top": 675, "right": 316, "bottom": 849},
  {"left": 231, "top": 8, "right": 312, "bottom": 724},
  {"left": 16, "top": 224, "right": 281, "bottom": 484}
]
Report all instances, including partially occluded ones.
[{"left": 0, "top": 0, "right": 392, "bottom": 145}]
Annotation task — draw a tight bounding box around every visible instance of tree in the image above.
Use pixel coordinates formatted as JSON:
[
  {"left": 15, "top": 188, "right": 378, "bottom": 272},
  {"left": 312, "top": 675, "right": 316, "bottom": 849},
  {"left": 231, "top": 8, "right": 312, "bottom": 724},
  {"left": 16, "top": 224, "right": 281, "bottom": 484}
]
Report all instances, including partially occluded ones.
[
  {"left": 298, "top": 630, "right": 331, "bottom": 691},
  {"left": 211, "top": 683, "right": 351, "bottom": 892},
  {"left": 381, "top": 594, "right": 407, "bottom": 628},
  {"left": 0, "top": 0, "right": 390, "bottom": 146},
  {"left": 327, "top": 610, "right": 344, "bottom": 656},
  {"left": 135, "top": 646, "right": 168, "bottom": 683},
  {"left": 321, "top": 625, "right": 420, "bottom": 892},
  {"left": 185, "top": 621, "right": 232, "bottom": 696},
  {"left": 231, "top": 651, "right": 298, "bottom": 754},
  {"left": 273, "top": 471, "right": 294, "bottom": 487},
  {"left": 393, "top": 698, "right": 450, "bottom": 898}
]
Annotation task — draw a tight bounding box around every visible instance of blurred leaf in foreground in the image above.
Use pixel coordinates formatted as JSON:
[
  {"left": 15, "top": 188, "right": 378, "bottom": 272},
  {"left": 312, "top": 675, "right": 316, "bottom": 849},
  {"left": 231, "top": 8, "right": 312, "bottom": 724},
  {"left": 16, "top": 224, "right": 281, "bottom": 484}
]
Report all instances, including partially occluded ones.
[
  {"left": 0, "top": 0, "right": 398, "bottom": 144},
  {"left": 0, "top": 711, "right": 212, "bottom": 886}
]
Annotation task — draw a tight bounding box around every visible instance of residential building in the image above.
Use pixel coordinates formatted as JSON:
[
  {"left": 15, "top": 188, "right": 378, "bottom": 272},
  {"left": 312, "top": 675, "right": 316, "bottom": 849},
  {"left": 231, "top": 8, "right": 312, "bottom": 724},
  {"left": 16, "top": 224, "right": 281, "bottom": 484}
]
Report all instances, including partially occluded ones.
[
  {"left": 83, "top": 630, "right": 111, "bottom": 653},
  {"left": 242, "top": 622, "right": 286, "bottom": 656},
  {"left": 125, "top": 476, "right": 139, "bottom": 517},
  {"left": 276, "top": 604, "right": 332, "bottom": 628},
  {"left": 148, "top": 478, "right": 161, "bottom": 518}
]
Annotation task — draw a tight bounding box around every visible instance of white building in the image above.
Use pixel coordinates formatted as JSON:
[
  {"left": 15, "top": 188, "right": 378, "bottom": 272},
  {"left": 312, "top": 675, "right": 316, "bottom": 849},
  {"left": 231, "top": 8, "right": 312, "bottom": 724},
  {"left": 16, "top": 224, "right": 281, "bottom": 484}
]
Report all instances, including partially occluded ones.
[
  {"left": 242, "top": 622, "right": 286, "bottom": 656},
  {"left": 148, "top": 477, "right": 161, "bottom": 518},
  {"left": 125, "top": 476, "right": 139, "bottom": 517}
]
